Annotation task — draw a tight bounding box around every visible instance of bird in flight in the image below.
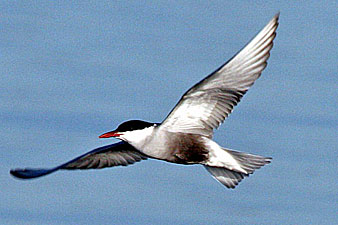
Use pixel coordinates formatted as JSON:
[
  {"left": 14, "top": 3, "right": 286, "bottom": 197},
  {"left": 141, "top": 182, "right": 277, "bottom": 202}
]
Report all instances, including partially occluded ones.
[{"left": 10, "top": 14, "right": 279, "bottom": 189}]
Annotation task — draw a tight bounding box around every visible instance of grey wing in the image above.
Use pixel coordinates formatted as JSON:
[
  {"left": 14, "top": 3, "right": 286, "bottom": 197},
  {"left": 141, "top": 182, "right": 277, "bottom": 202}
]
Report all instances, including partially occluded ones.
[
  {"left": 160, "top": 14, "right": 279, "bottom": 137},
  {"left": 64, "top": 142, "right": 147, "bottom": 169},
  {"left": 10, "top": 141, "right": 147, "bottom": 179}
]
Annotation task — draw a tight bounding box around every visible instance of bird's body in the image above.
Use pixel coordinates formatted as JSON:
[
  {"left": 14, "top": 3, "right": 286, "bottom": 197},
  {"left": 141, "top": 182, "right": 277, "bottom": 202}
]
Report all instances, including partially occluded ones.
[
  {"left": 98, "top": 120, "right": 271, "bottom": 188},
  {"left": 10, "top": 14, "right": 279, "bottom": 189},
  {"left": 121, "top": 125, "right": 210, "bottom": 164},
  {"left": 113, "top": 122, "right": 256, "bottom": 172}
]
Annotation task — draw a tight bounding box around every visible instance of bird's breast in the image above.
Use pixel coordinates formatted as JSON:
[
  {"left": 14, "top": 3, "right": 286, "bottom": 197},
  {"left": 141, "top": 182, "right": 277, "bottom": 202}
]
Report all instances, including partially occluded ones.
[{"left": 141, "top": 132, "right": 209, "bottom": 164}]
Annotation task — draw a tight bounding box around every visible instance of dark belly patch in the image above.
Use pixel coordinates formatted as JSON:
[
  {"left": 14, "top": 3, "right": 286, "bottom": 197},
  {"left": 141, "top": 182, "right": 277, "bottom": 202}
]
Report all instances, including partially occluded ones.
[{"left": 168, "top": 134, "right": 208, "bottom": 164}]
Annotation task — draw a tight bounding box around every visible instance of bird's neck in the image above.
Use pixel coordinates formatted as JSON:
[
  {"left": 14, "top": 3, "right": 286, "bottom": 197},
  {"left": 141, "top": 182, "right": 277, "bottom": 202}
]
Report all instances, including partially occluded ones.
[{"left": 120, "top": 126, "right": 156, "bottom": 150}]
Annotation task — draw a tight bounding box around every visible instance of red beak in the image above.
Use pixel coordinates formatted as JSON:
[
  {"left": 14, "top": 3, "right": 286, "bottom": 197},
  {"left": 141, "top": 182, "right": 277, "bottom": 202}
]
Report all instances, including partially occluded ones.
[{"left": 99, "top": 131, "right": 121, "bottom": 138}]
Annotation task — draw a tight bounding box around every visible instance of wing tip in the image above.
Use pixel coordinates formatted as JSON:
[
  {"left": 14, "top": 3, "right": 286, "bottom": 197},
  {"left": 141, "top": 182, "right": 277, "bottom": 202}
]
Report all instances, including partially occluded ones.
[
  {"left": 10, "top": 168, "right": 56, "bottom": 179},
  {"left": 271, "top": 12, "right": 280, "bottom": 29},
  {"left": 10, "top": 168, "right": 33, "bottom": 179},
  {"left": 274, "top": 12, "right": 280, "bottom": 20}
]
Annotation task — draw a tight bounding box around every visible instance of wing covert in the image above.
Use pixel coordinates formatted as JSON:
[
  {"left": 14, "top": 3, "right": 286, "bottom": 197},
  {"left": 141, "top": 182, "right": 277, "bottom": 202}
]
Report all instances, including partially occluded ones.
[{"left": 64, "top": 142, "right": 147, "bottom": 169}]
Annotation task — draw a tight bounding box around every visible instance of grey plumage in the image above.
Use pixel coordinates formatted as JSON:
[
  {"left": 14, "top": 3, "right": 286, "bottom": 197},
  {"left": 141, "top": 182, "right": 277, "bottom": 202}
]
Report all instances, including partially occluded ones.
[
  {"left": 161, "top": 14, "right": 279, "bottom": 138},
  {"left": 10, "top": 14, "right": 279, "bottom": 189}
]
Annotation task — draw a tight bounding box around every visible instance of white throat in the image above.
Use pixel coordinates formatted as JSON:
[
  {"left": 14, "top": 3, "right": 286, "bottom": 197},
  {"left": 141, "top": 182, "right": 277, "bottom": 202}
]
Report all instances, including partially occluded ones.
[{"left": 118, "top": 126, "right": 155, "bottom": 150}]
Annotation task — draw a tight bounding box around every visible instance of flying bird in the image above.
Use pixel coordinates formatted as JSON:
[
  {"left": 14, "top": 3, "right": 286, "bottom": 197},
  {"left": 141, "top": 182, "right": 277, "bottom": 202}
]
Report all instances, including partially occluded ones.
[{"left": 10, "top": 14, "right": 279, "bottom": 189}]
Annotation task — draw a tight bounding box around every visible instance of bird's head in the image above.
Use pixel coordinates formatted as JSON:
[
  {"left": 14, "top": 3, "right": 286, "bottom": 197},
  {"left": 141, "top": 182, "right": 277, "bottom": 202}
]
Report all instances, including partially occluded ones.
[{"left": 99, "top": 120, "right": 157, "bottom": 145}]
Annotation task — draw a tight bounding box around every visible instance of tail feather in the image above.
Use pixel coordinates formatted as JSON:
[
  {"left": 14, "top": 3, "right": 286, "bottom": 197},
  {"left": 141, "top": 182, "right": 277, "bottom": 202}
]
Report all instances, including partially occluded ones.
[
  {"left": 204, "top": 166, "right": 247, "bottom": 188},
  {"left": 226, "top": 149, "right": 272, "bottom": 174},
  {"left": 205, "top": 149, "right": 271, "bottom": 189}
]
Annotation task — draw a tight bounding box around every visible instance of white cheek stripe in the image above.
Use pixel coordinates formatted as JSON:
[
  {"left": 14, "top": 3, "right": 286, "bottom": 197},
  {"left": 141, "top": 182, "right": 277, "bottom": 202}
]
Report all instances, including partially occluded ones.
[{"left": 119, "top": 127, "right": 155, "bottom": 150}]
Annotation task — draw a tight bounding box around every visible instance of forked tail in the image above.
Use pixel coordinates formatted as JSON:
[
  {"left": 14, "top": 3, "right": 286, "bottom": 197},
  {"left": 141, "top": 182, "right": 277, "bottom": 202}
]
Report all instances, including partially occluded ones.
[{"left": 205, "top": 149, "right": 271, "bottom": 189}]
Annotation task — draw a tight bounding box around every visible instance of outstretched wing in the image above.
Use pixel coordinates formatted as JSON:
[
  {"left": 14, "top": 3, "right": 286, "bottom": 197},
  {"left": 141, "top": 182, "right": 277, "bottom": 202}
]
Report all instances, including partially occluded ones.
[
  {"left": 160, "top": 14, "right": 279, "bottom": 137},
  {"left": 10, "top": 141, "right": 147, "bottom": 179}
]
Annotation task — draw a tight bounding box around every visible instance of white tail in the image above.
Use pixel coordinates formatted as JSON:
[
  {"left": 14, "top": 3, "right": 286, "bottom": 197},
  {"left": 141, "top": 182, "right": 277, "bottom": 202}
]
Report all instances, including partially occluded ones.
[{"left": 205, "top": 149, "right": 271, "bottom": 188}]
